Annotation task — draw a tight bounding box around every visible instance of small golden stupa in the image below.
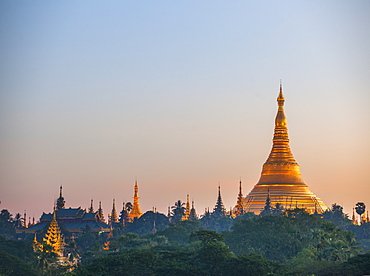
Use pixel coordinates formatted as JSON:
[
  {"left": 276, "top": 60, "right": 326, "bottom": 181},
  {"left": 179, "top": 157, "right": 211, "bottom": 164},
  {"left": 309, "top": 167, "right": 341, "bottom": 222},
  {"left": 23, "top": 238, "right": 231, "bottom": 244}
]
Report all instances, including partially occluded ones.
[
  {"left": 244, "top": 83, "right": 327, "bottom": 214},
  {"left": 128, "top": 180, "right": 143, "bottom": 221}
]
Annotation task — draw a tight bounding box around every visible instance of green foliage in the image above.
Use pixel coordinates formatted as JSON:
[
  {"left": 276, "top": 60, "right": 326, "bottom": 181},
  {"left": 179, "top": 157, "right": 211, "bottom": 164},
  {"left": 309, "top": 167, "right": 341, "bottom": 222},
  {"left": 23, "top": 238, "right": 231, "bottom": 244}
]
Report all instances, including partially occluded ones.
[
  {"left": 171, "top": 200, "right": 186, "bottom": 223},
  {"left": 355, "top": 202, "right": 366, "bottom": 216},
  {"left": 223, "top": 253, "right": 283, "bottom": 276},
  {"left": 224, "top": 214, "right": 361, "bottom": 263},
  {"left": 0, "top": 209, "right": 16, "bottom": 238},
  {"left": 191, "top": 230, "right": 234, "bottom": 275},
  {"left": 306, "top": 251, "right": 370, "bottom": 276},
  {"left": 322, "top": 203, "right": 351, "bottom": 228},
  {"left": 224, "top": 216, "right": 305, "bottom": 261},
  {"left": 347, "top": 223, "right": 370, "bottom": 252},
  {"left": 126, "top": 211, "right": 169, "bottom": 235},
  {"left": 154, "top": 220, "right": 201, "bottom": 245},
  {"left": 0, "top": 251, "right": 37, "bottom": 276},
  {"left": 0, "top": 236, "right": 36, "bottom": 263},
  {"left": 199, "top": 215, "right": 233, "bottom": 232}
]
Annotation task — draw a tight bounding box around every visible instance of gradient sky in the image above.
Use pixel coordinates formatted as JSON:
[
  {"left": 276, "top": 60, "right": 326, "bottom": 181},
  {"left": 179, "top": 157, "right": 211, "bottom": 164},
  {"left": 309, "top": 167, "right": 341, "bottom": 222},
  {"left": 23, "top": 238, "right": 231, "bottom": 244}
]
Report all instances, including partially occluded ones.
[{"left": 1, "top": 1, "right": 369, "bottom": 221}]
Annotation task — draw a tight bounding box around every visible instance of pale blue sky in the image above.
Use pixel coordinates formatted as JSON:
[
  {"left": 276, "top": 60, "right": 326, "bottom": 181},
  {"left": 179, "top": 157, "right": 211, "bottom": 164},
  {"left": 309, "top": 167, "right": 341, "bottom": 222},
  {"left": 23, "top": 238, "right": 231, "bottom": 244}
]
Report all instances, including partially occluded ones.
[{"left": 1, "top": 1, "right": 369, "bottom": 219}]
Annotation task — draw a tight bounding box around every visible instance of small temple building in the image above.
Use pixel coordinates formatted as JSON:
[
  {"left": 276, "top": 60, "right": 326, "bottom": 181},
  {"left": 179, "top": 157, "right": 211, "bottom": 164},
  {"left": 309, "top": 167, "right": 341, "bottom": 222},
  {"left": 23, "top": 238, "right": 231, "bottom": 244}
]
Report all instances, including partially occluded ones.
[
  {"left": 18, "top": 186, "right": 111, "bottom": 234},
  {"left": 244, "top": 84, "right": 327, "bottom": 214}
]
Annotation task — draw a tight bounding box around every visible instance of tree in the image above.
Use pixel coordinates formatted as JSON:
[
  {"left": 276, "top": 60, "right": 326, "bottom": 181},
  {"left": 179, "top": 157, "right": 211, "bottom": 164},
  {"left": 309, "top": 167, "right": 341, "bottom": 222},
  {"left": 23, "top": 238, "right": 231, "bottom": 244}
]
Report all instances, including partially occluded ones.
[
  {"left": 171, "top": 200, "right": 185, "bottom": 223},
  {"left": 0, "top": 251, "right": 38, "bottom": 276},
  {"left": 119, "top": 202, "right": 133, "bottom": 227},
  {"left": 222, "top": 253, "right": 283, "bottom": 276},
  {"left": 0, "top": 209, "right": 16, "bottom": 237},
  {"left": 224, "top": 216, "right": 305, "bottom": 261},
  {"left": 35, "top": 244, "right": 58, "bottom": 276},
  {"left": 13, "top": 212, "right": 23, "bottom": 228},
  {"left": 156, "top": 220, "right": 200, "bottom": 245},
  {"left": 191, "top": 230, "right": 234, "bottom": 275},
  {"left": 322, "top": 203, "right": 351, "bottom": 227},
  {"left": 355, "top": 202, "right": 366, "bottom": 223},
  {"left": 0, "top": 209, "right": 12, "bottom": 222},
  {"left": 125, "top": 211, "right": 169, "bottom": 235}
]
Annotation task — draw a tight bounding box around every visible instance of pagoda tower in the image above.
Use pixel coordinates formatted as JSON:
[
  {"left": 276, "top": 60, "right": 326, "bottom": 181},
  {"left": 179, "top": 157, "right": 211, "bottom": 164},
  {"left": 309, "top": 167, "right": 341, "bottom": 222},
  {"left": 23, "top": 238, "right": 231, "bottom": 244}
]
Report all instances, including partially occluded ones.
[
  {"left": 129, "top": 181, "right": 143, "bottom": 221},
  {"left": 89, "top": 199, "right": 94, "bottom": 213},
  {"left": 189, "top": 201, "right": 198, "bottom": 220},
  {"left": 109, "top": 199, "right": 119, "bottom": 225},
  {"left": 23, "top": 210, "right": 27, "bottom": 228},
  {"left": 97, "top": 201, "right": 105, "bottom": 223},
  {"left": 56, "top": 185, "right": 65, "bottom": 210},
  {"left": 42, "top": 211, "right": 64, "bottom": 257},
  {"left": 244, "top": 83, "right": 327, "bottom": 214},
  {"left": 234, "top": 180, "right": 245, "bottom": 216},
  {"left": 182, "top": 195, "right": 191, "bottom": 221},
  {"left": 213, "top": 186, "right": 225, "bottom": 217}
]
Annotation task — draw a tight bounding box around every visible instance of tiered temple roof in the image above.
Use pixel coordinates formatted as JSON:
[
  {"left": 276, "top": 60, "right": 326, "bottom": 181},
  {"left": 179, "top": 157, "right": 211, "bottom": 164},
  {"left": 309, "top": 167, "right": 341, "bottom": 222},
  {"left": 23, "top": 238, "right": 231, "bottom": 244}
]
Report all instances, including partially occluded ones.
[{"left": 19, "top": 207, "right": 110, "bottom": 233}]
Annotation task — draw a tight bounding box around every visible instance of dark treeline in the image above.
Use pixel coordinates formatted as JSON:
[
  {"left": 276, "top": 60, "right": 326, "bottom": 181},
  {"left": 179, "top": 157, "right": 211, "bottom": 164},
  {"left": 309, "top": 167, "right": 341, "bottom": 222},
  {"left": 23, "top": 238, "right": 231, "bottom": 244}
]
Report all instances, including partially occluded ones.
[{"left": 1, "top": 205, "right": 370, "bottom": 276}]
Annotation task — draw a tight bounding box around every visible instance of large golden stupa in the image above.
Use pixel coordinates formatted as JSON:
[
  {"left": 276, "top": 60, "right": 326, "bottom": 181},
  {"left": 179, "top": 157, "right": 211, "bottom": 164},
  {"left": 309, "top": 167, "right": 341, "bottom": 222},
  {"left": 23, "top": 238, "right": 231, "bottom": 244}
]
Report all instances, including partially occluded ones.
[{"left": 244, "top": 84, "right": 327, "bottom": 214}]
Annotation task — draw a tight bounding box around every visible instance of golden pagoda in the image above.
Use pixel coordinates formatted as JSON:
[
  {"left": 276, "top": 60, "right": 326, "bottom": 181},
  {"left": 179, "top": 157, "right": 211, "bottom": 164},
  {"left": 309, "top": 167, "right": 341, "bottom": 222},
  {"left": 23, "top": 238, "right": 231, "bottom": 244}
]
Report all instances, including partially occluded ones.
[
  {"left": 244, "top": 83, "right": 327, "bottom": 214},
  {"left": 182, "top": 195, "right": 191, "bottom": 221},
  {"left": 42, "top": 211, "right": 65, "bottom": 257},
  {"left": 352, "top": 208, "right": 358, "bottom": 225},
  {"left": 128, "top": 181, "right": 143, "bottom": 221},
  {"left": 109, "top": 199, "right": 119, "bottom": 225}
]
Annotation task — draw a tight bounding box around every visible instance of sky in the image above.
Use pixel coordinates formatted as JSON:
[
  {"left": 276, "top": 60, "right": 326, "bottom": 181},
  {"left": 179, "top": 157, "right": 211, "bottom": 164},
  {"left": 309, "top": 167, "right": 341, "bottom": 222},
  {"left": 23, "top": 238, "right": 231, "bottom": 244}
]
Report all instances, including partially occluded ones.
[{"left": 1, "top": 1, "right": 369, "bottom": 221}]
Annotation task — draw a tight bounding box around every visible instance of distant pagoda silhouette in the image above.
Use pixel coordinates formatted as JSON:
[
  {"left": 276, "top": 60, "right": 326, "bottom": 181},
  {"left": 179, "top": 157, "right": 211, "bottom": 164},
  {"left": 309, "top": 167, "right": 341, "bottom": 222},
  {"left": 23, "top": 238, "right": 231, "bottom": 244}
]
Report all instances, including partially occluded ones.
[{"left": 244, "top": 83, "right": 327, "bottom": 214}]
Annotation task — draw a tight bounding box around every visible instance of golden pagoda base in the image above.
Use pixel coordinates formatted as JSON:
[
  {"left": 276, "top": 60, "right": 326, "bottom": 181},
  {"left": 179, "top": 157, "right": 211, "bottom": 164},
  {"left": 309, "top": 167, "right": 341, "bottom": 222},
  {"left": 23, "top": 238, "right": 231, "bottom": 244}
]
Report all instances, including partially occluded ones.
[{"left": 244, "top": 184, "right": 327, "bottom": 215}]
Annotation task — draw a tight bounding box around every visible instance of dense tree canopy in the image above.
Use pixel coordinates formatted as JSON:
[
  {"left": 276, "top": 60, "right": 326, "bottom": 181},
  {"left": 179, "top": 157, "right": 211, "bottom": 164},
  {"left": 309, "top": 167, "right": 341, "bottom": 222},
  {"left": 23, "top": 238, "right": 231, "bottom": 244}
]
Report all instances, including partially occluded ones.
[{"left": 1, "top": 207, "right": 370, "bottom": 275}]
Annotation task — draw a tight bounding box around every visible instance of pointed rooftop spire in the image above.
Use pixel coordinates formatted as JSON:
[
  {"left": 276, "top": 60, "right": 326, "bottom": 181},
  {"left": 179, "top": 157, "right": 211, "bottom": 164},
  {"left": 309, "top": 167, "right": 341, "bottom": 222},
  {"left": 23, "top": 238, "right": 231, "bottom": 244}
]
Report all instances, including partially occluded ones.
[
  {"left": 110, "top": 199, "right": 118, "bottom": 225},
  {"left": 23, "top": 210, "right": 27, "bottom": 228},
  {"left": 257, "top": 83, "right": 303, "bottom": 185},
  {"left": 98, "top": 201, "right": 105, "bottom": 223},
  {"left": 89, "top": 199, "right": 94, "bottom": 213},
  {"left": 129, "top": 180, "right": 143, "bottom": 221},
  {"left": 56, "top": 185, "right": 65, "bottom": 210},
  {"left": 213, "top": 185, "right": 225, "bottom": 217},
  {"left": 235, "top": 179, "right": 244, "bottom": 216},
  {"left": 183, "top": 194, "right": 191, "bottom": 220}
]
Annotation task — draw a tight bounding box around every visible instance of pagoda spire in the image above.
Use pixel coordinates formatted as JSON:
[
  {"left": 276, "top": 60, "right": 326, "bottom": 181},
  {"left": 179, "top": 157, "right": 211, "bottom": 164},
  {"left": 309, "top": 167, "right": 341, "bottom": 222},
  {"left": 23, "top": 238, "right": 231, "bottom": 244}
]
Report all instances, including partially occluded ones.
[
  {"left": 189, "top": 200, "right": 198, "bottom": 220},
  {"left": 109, "top": 199, "right": 119, "bottom": 225},
  {"left": 235, "top": 179, "right": 245, "bottom": 216},
  {"left": 89, "top": 199, "right": 94, "bottom": 213},
  {"left": 42, "top": 211, "right": 64, "bottom": 257},
  {"left": 23, "top": 210, "right": 27, "bottom": 228},
  {"left": 56, "top": 185, "right": 65, "bottom": 210},
  {"left": 257, "top": 82, "right": 303, "bottom": 185},
  {"left": 129, "top": 180, "right": 143, "bottom": 221},
  {"left": 213, "top": 185, "right": 225, "bottom": 217},
  {"left": 97, "top": 201, "right": 105, "bottom": 223},
  {"left": 182, "top": 195, "right": 191, "bottom": 221}
]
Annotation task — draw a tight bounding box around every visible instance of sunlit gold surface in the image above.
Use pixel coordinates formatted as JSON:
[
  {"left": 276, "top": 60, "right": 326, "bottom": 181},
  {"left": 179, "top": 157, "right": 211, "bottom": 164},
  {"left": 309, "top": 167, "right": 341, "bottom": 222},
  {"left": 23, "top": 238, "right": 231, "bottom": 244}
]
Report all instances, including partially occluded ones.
[
  {"left": 244, "top": 84, "right": 327, "bottom": 214},
  {"left": 129, "top": 181, "right": 143, "bottom": 221}
]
